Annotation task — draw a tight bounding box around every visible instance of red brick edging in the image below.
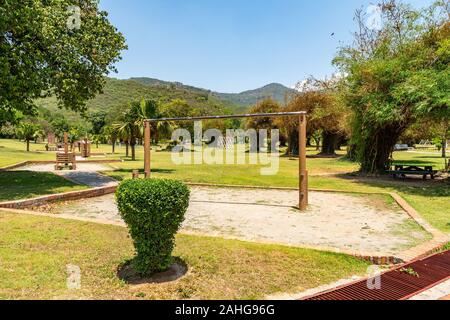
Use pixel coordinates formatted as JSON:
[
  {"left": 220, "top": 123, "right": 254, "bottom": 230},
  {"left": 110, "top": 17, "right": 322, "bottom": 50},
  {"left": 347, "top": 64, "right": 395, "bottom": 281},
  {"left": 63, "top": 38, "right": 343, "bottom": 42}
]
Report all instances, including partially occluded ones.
[
  {"left": 0, "top": 182, "right": 447, "bottom": 264},
  {"left": 0, "top": 186, "right": 117, "bottom": 209}
]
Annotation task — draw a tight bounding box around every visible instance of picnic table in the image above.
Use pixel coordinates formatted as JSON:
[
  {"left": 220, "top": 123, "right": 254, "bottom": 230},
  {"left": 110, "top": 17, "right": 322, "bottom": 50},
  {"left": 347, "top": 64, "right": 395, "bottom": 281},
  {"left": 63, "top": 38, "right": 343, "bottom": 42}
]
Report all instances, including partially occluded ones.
[{"left": 387, "top": 164, "right": 436, "bottom": 180}]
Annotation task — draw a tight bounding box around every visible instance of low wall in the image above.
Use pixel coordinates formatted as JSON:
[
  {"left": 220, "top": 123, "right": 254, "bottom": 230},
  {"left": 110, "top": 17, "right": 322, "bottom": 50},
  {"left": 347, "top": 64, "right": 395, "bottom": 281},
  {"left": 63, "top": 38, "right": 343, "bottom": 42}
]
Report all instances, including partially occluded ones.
[{"left": 0, "top": 186, "right": 117, "bottom": 209}]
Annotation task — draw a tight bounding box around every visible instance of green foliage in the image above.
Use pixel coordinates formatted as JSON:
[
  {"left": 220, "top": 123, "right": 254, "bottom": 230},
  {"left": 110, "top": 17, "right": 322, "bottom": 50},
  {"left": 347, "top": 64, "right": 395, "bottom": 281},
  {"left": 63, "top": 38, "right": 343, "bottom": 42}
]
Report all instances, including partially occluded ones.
[
  {"left": 246, "top": 98, "right": 281, "bottom": 130},
  {"left": 89, "top": 111, "right": 107, "bottom": 135},
  {"left": 16, "top": 122, "right": 40, "bottom": 151},
  {"left": 334, "top": 0, "right": 449, "bottom": 173},
  {"left": 130, "top": 78, "right": 294, "bottom": 108},
  {"left": 0, "top": 0, "right": 127, "bottom": 125},
  {"left": 115, "top": 179, "right": 190, "bottom": 275}
]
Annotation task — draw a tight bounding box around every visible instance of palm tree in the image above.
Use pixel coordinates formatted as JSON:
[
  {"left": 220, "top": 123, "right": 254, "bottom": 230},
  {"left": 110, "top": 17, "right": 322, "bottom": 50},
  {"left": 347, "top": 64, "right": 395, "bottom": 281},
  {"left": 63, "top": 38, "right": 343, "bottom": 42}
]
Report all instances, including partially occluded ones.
[
  {"left": 33, "top": 129, "right": 46, "bottom": 144},
  {"left": 68, "top": 128, "right": 81, "bottom": 151},
  {"left": 16, "top": 123, "right": 39, "bottom": 151},
  {"left": 103, "top": 126, "right": 119, "bottom": 154},
  {"left": 137, "top": 99, "right": 174, "bottom": 145},
  {"left": 91, "top": 134, "right": 103, "bottom": 149},
  {"left": 114, "top": 103, "right": 142, "bottom": 161}
]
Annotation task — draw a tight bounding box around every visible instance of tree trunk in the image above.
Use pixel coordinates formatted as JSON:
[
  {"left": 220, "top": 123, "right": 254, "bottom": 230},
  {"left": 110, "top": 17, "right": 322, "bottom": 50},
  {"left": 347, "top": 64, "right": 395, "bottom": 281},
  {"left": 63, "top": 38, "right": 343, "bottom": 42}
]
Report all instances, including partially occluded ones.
[
  {"left": 313, "top": 136, "right": 321, "bottom": 151},
  {"left": 26, "top": 140, "right": 30, "bottom": 152},
  {"left": 155, "top": 128, "right": 160, "bottom": 145},
  {"left": 346, "top": 144, "right": 358, "bottom": 161},
  {"left": 320, "top": 131, "right": 339, "bottom": 156},
  {"left": 288, "top": 130, "right": 299, "bottom": 156},
  {"left": 442, "top": 138, "right": 446, "bottom": 159},
  {"left": 125, "top": 141, "right": 129, "bottom": 157},
  {"left": 131, "top": 143, "right": 136, "bottom": 161},
  {"left": 112, "top": 139, "right": 116, "bottom": 154},
  {"left": 359, "top": 123, "right": 405, "bottom": 174}
]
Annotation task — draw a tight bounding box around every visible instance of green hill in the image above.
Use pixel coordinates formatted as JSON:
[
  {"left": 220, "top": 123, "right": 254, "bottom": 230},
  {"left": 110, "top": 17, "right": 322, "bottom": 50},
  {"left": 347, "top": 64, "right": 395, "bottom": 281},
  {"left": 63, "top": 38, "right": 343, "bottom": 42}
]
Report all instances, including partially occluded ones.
[
  {"left": 130, "top": 78, "right": 295, "bottom": 107},
  {"left": 35, "top": 77, "right": 244, "bottom": 122},
  {"left": 214, "top": 83, "right": 294, "bottom": 106},
  {"left": 35, "top": 77, "right": 295, "bottom": 124}
]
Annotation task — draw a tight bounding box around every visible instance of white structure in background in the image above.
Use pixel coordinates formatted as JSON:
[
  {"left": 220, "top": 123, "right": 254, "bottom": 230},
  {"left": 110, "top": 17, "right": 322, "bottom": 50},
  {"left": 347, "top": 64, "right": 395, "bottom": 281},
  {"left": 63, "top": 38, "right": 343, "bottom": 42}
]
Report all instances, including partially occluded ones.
[
  {"left": 293, "top": 73, "right": 348, "bottom": 93},
  {"left": 216, "top": 137, "right": 235, "bottom": 150}
]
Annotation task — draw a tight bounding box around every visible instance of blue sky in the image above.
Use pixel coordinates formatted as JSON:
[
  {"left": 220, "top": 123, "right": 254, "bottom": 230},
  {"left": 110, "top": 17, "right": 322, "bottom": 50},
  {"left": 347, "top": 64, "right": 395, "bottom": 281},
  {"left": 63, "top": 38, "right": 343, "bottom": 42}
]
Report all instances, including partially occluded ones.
[{"left": 100, "top": 0, "right": 433, "bottom": 93}]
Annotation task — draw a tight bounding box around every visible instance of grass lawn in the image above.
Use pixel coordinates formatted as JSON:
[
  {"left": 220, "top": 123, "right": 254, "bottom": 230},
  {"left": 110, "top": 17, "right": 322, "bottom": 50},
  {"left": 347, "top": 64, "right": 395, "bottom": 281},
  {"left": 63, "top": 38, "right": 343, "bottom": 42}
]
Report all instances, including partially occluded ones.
[
  {"left": 0, "top": 172, "right": 87, "bottom": 202},
  {"left": 0, "top": 139, "right": 119, "bottom": 168},
  {"left": 1, "top": 139, "right": 448, "bottom": 233},
  {"left": 103, "top": 150, "right": 450, "bottom": 234},
  {"left": 0, "top": 212, "right": 370, "bottom": 300}
]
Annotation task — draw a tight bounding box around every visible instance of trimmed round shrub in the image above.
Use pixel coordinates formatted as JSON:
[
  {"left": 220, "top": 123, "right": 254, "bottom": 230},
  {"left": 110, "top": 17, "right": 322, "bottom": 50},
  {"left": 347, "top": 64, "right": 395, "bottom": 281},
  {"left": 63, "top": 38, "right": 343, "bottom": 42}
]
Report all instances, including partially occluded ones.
[{"left": 116, "top": 179, "right": 190, "bottom": 275}]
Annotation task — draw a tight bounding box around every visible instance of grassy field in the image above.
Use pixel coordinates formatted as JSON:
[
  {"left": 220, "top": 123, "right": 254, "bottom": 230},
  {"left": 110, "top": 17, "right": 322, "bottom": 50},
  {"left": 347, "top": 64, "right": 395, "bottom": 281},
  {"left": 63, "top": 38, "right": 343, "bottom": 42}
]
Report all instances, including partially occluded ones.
[
  {"left": 0, "top": 212, "right": 370, "bottom": 300},
  {"left": 1, "top": 139, "right": 449, "bottom": 233},
  {"left": 0, "top": 172, "right": 87, "bottom": 202},
  {"left": 100, "top": 148, "right": 449, "bottom": 234}
]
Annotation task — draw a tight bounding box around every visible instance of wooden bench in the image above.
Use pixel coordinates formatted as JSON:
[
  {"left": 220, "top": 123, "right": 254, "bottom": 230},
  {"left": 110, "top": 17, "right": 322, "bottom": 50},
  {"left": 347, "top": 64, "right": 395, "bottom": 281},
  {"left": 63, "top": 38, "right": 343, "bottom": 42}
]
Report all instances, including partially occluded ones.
[
  {"left": 386, "top": 165, "right": 436, "bottom": 180},
  {"left": 55, "top": 152, "right": 77, "bottom": 170}
]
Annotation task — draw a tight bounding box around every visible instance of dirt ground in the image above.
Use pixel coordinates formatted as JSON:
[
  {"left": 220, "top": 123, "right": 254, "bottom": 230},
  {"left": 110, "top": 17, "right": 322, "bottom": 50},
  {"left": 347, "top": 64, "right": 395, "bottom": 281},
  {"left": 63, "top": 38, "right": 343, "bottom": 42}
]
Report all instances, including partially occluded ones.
[{"left": 40, "top": 186, "right": 430, "bottom": 256}]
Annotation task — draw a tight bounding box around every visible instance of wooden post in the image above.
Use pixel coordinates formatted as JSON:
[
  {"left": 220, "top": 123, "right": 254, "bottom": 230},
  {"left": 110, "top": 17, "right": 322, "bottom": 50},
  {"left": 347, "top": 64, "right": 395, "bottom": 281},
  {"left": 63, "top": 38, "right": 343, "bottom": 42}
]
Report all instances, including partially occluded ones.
[
  {"left": 144, "top": 120, "right": 151, "bottom": 179},
  {"left": 299, "top": 115, "right": 308, "bottom": 210},
  {"left": 64, "top": 132, "right": 69, "bottom": 154}
]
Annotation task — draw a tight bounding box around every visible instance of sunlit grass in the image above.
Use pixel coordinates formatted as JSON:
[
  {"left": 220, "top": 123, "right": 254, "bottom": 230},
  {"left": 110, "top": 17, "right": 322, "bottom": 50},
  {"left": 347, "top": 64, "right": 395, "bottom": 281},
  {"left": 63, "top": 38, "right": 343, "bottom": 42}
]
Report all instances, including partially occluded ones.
[
  {"left": 0, "top": 212, "right": 369, "bottom": 300},
  {"left": 1, "top": 139, "right": 449, "bottom": 233}
]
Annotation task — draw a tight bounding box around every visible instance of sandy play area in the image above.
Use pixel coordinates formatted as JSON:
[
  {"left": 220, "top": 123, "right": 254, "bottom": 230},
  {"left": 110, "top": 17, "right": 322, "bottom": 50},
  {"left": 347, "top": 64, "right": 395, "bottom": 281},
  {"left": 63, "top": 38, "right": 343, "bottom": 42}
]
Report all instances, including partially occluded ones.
[{"left": 39, "top": 186, "right": 430, "bottom": 256}]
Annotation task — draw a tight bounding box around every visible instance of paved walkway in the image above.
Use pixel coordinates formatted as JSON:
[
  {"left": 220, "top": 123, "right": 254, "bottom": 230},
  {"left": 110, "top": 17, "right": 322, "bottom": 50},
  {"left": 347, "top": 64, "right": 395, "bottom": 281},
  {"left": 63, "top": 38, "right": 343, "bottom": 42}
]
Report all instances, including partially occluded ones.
[
  {"left": 409, "top": 279, "right": 450, "bottom": 300},
  {"left": 13, "top": 163, "right": 118, "bottom": 188},
  {"left": 56, "top": 171, "right": 118, "bottom": 188}
]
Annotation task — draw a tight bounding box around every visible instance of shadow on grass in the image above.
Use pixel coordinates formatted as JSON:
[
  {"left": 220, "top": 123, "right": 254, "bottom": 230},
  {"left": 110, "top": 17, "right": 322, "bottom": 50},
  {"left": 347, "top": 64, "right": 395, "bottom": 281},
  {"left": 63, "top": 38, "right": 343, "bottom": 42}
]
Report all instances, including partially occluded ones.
[
  {"left": 0, "top": 171, "right": 82, "bottom": 202},
  {"left": 335, "top": 173, "right": 450, "bottom": 198},
  {"left": 117, "top": 257, "right": 188, "bottom": 285},
  {"left": 116, "top": 168, "right": 175, "bottom": 174},
  {"left": 392, "top": 159, "right": 443, "bottom": 165},
  {"left": 104, "top": 168, "right": 176, "bottom": 181}
]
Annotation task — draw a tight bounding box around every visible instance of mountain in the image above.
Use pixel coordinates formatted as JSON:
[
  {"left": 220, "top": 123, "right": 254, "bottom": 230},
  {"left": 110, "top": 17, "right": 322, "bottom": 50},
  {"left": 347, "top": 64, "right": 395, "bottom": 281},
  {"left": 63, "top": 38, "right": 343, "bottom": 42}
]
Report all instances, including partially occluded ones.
[
  {"left": 35, "top": 77, "right": 296, "bottom": 125},
  {"left": 130, "top": 78, "right": 296, "bottom": 107},
  {"left": 35, "top": 77, "right": 241, "bottom": 123},
  {"left": 213, "top": 83, "right": 294, "bottom": 107}
]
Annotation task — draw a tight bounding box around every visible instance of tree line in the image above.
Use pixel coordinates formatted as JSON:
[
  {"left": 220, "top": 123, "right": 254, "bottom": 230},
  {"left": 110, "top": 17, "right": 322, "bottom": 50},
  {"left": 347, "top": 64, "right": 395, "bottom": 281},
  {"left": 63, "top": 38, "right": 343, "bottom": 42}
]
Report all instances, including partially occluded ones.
[{"left": 0, "top": 0, "right": 448, "bottom": 173}]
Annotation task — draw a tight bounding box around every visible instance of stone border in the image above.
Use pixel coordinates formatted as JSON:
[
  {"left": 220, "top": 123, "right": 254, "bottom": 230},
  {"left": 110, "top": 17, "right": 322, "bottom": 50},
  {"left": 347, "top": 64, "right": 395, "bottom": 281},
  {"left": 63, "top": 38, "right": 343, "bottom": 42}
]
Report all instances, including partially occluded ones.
[
  {"left": 0, "top": 160, "right": 123, "bottom": 171},
  {"left": 0, "top": 186, "right": 117, "bottom": 209},
  {"left": 0, "top": 182, "right": 447, "bottom": 264}
]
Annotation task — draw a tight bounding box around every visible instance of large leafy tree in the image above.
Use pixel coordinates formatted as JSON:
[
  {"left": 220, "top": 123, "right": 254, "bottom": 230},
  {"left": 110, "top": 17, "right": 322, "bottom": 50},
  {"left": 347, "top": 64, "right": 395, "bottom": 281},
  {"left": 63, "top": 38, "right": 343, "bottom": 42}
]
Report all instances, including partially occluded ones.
[
  {"left": 282, "top": 89, "right": 349, "bottom": 156},
  {"left": 0, "top": 0, "right": 127, "bottom": 126},
  {"left": 334, "top": 0, "right": 449, "bottom": 173},
  {"left": 246, "top": 98, "right": 281, "bottom": 152}
]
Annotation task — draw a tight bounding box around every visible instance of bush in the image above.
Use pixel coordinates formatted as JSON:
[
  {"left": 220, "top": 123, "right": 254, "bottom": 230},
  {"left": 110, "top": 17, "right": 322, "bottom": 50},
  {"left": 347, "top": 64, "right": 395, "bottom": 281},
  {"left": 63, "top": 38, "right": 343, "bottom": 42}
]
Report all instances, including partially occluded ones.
[{"left": 116, "top": 179, "right": 190, "bottom": 275}]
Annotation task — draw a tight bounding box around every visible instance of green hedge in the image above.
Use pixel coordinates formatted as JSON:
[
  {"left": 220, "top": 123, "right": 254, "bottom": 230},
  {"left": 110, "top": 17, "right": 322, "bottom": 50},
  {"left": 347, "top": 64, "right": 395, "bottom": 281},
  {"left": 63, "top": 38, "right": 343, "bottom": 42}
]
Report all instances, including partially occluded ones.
[{"left": 116, "top": 179, "right": 190, "bottom": 275}]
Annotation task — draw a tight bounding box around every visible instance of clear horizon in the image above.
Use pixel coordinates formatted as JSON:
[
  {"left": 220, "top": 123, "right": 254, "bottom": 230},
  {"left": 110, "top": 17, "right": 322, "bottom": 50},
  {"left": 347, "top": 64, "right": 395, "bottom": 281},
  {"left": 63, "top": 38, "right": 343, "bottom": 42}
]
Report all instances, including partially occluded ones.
[{"left": 100, "top": 0, "right": 433, "bottom": 93}]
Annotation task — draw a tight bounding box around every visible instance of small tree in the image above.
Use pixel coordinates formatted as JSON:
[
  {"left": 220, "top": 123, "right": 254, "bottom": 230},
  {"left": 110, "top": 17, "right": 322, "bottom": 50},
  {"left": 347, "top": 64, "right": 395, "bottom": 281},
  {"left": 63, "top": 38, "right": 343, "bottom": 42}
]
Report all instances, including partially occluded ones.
[
  {"left": 17, "top": 123, "right": 39, "bottom": 151},
  {"left": 103, "top": 126, "right": 119, "bottom": 154},
  {"left": 246, "top": 98, "right": 281, "bottom": 152},
  {"left": 116, "top": 179, "right": 190, "bottom": 275},
  {"left": 114, "top": 104, "right": 141, "bottom": 161}
]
